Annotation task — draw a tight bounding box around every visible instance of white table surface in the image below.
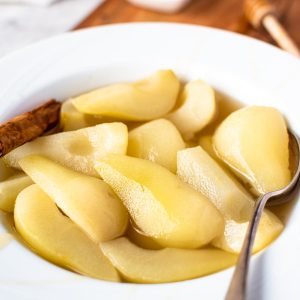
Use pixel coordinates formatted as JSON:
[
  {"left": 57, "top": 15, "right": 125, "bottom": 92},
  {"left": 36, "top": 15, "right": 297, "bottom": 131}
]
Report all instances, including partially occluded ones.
[{"left": 0, "top": 0, "right": 104, "bottom": 58}]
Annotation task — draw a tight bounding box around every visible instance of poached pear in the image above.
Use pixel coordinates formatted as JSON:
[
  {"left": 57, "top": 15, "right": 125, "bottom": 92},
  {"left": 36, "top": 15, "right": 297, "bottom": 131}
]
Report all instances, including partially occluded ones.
[
  {"left": 4, "top": 123, "right": 128, "bottom": 177},
  {"left": 19, "top": 155, "right": 128, "bottom": 243},
  {"left": 95, "top": 154, "right": 224, "bottom": 249},
  {"left": 15, "top": 184, "right": 120, "bottom": 281},
  {"left": 128, "top": 119, "right": 185, "bottom": 172},
  {"left": 213, "top": 106, "right": 290, "bottom": 195},
  {"left": 72, "top": 70, "right": 180, "bottom": 121},
  {"left": 101, "top": 237, "right": 236, "bottom": 283}
]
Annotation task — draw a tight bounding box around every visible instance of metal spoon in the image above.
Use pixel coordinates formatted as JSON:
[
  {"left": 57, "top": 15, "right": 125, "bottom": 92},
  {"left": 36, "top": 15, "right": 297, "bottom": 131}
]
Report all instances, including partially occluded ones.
[{"left": 225, "top": 129, "right": 300, "bottom": 300}]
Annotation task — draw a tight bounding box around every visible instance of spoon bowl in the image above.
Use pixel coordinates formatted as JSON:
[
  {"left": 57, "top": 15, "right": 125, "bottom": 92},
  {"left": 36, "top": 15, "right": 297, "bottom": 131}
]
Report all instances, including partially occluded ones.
[{"left": 225, "top": 129, "right": 300, "bottom": 300}]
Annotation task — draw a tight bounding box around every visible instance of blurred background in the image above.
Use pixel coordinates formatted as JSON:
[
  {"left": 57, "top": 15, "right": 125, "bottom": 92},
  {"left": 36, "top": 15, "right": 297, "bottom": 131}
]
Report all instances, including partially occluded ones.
[{"left": 0, "top": 0, "right": 299, "bottom": 58}]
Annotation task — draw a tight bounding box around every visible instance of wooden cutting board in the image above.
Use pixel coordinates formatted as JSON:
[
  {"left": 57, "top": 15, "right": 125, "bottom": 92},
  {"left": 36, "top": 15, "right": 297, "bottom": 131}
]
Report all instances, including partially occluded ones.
[{"left": 76, "top": 0, "right": 300, "bottom": 49}]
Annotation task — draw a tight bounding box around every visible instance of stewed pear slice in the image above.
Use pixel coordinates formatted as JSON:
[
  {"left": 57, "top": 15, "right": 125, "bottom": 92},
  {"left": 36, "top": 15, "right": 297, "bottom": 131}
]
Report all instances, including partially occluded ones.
[
  {"left": 95, "top": 154, "right": 224, "bottom": 249},
  {"left": 177, "top": 146, "right": 283, "bottom": 253},
  {"left": 128, "top": 119, "right": 185, "bottom": 172},
  {"left": 166, "top": 80, "right": 216, "bottom": 139},
  {"left": 126, "top": 224, "right": 163, "bottom": 250},
  {"left": 4, "top": 123, "right": 128, "bottom": 177},
  {"left": 19, "top": 155, "right": 128, "bottom": 243},
  {"left": 198, "top": 135, "right": 222, "bottom": 162},
  {"left": 72, "top": 70, "right": 180, "bottom": 121},
  {"left": 100, "top": 237, "right": 236, "bottom": 283},
  {"left": 0, "top": 173, "right": 33, "bottom": 212},
  {"left": 60, "top": 99, "right": 117, "bottom": 131},
  {"left": 198, "top": 135, "right": 246, "bottom": 179},
  {"left": 177, "top": 146, "right": 253, "bottom": 221},
  {"left": 212, "top": 210, "right": 283, "bottom": 253},
  {"left": 213, "top": 106, "right": 290, "bottom": 195},
  {"left": 15, "top": 184, "right": 119, "bottom": 281},
  {"left": 60, "top": 99, "right": 101, "bottom": 131}
]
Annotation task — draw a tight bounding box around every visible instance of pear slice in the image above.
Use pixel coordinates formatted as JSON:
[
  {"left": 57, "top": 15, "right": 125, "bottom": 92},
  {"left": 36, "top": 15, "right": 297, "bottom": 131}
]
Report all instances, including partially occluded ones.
[
  {"left": 198, "top": 135, "right": 222, "bottom": 163},
  {"left": 60, "top": 99, "right": 101, "bottom": 131},
  {"left": 177, "top": 146, "right": 283, "bottom": 253},
  {"left": 3, "top": 123, "right": 128, "bottom": 177},
  {"left": 72, "top": 70, "right": 180, "bottom": 121},
  {"left": 19, "top": 155, "right": 128, "bottom": 243},
  {"left": 0, "top": 173, "right": 33, "bottom": 213},
  {"left": 15, "top": 184, "right": 119, "bottom": 281},
  {"left": 95, "top": 154, "right": 224, "bottom": 249},
  {"left": 166, "top": 80, "right": 216, "bottom": 139},
  {"left": 213, "top": 210, "right": 283, "bottom": 253},
  {"left": 100, "top": 237, "right": 236, "bottom": 283},
  {"left": 126, "top": 224, "right": 163, "bottom": 250},
  {"left": 128, "top": 119, "right": 185, "bottom": 172},
  {"left": 198, "top": 135, "right": 250, "bottom": 183},
  {"left": 177, "top": 146, "right": 253, "bottom": 221},
  {"left": 213, "top": 106, "right": 290, "bottom": 195}
]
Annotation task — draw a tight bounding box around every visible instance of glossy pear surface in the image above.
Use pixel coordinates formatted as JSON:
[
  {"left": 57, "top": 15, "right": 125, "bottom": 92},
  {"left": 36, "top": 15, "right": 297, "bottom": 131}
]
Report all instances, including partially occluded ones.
[
  {"left": 126, "top": 225, "right": 162, "bottom": 250},
  {"left": 4, "top": 123, "right": 128, "bottom": 177},
  {"left": 213, "top": 106, "right": 290, "bottom": 195},
  {"left": 100, "top": 237, "right": 236, "bottom": 283},
  {"left": 14, "top": 184, "right": 119, "bottom": 281},
  {"left": 95, "top": 154, "right": 224, "bottom": 249},
  {"left": 167, "top": 80, "right": 216, "bottom": 139},
  {"left": 0, "top": 173, "right": 33, "bottom": 212},
  {"left": 60, "top": 99, "right": 101, "bottom": 131},
  {"left": 19, "top": 155, "right": 128, "bottom": 243},
  {"left": 177, "top": 146, "right": 283, "bottom": 253},
  {"left": 72, "top": 70, "right": 180, "bottom": 121},
  {"left": 198, "top": 135, "right": 223, "bottom": 163},
  {"left": 177, "top": 146, "right": 253, "bottom": 221},
  {"left": 212, "top": 210, "right": 283, "bottom": 253},
  {"left": 128, "top": 119, "right": 185, "bottom": 172}
]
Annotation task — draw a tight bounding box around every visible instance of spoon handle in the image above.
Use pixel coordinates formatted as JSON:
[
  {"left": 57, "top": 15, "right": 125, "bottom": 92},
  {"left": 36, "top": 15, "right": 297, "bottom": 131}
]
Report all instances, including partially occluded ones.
[{"left": 225, "top": 193, "right": 270, "bottom": 300}]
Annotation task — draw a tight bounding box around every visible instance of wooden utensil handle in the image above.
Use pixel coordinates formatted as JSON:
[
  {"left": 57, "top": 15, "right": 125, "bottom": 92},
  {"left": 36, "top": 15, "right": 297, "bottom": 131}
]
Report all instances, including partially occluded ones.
[
  {"left": 244, "top": 0, "right": 300, "bottom": 57},
  {"left": 0, "top": 99, "right": 61, "bottom": 157},
  {"left": 262, "top": 15, "right": 300, "bottom": 57}
]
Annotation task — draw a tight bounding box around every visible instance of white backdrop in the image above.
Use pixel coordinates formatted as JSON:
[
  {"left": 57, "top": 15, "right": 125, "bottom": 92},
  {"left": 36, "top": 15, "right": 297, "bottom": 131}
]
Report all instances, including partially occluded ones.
[{"left": 0, "top": 0, "right": 104, "bottom": 58}]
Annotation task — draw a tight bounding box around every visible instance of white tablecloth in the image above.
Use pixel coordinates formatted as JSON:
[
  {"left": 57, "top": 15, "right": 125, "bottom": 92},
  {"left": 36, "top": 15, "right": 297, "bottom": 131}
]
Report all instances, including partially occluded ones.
[{"left": 0, "top": 0, "right": 104, "bottom": 58}]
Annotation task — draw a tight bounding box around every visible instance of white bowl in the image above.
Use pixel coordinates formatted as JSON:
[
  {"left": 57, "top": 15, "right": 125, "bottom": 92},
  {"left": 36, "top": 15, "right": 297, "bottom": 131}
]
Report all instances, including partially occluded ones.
[{"left": 0, "top": 23, "right": 300, "bottom": 300}]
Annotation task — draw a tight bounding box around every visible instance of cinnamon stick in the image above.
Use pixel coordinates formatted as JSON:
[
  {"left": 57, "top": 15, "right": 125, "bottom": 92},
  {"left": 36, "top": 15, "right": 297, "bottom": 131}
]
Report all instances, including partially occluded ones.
[{"left": 0, "top": 99, "right": 61, "bottom": 157}]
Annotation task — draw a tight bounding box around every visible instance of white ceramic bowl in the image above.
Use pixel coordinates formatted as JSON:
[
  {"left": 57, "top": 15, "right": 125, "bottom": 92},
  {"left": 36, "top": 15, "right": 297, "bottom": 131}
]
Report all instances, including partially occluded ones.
[{"left": 0, "top": 23, "right": 300, "bottom": 300}]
